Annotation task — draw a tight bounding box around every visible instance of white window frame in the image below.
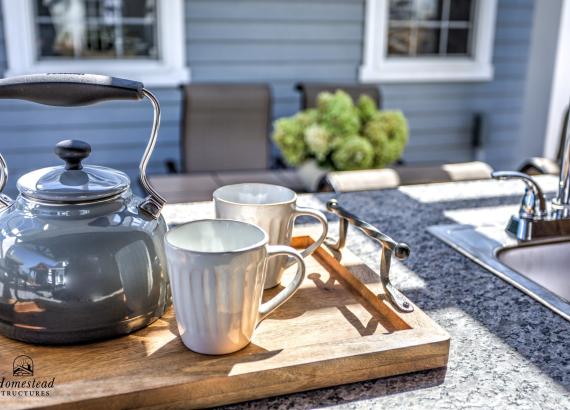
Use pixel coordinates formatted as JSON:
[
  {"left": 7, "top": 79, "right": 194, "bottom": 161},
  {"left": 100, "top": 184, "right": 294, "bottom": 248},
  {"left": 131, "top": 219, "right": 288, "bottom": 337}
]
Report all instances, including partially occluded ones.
[
  {"left": 360, "top": 0, "right": 497, "bottom": 83},
  {"left": 1, "top": 0, "right": 190, "bottom": 86}
]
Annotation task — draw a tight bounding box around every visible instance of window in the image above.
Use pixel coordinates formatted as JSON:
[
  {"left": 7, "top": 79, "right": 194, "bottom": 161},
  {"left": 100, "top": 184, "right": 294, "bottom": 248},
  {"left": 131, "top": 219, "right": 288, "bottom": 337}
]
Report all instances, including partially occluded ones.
[
  {"left": 1, "top": 0, "right": 189, "bottom": 86},
  {"left": 360, "top": 0, "right": 497, "bottom": 82},
  {"left": 35, "top": 0, "right": 159, "bottom": 60},
  {"left": 387, "top": 0, "right": 474, "bottom": 57}
]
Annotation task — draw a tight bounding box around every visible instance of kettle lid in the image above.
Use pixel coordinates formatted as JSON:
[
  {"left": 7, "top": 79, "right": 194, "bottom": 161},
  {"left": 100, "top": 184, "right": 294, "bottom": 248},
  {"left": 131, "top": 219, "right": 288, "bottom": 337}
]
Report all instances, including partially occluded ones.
[{"left": 17, "top": 140, "right": 130, "bottom": 203}]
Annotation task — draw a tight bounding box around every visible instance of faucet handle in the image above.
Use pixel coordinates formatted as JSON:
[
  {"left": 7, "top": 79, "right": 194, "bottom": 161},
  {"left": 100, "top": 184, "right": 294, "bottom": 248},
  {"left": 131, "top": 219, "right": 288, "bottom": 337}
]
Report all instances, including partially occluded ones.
[{"left": 492, "top": 171, "right": 548, "bottom": 219}]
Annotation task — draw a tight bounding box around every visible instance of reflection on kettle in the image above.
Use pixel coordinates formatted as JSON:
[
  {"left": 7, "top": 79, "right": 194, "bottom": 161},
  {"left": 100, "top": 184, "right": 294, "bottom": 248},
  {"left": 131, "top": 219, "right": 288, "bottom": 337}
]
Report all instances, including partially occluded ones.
[{"left": 4, "top": 244, "right": 68, "bottom": 291}]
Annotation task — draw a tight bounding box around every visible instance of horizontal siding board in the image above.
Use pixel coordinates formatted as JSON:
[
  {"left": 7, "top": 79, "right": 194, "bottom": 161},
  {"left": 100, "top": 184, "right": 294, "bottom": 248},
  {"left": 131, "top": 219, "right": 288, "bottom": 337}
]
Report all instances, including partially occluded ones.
[
  {"left": 187, "top": 22, "right": 362, "bottom": 41},
  {"left": 0, "top": 125, "right": 180, "bottom": 152},
  {"left": 407, "top": 132, "right": 472, "bottom": 148},
  {"left": 493, "top": 61, "right": 528, "bottom": 77},
  {"left": 0, "top": 107, "right": 181, "bottom": 128},
  {"left": 402, "top": 147, "right": 474, "bottom": 164},
  {"left": 186, "top": 1, "right": 364, "bottom": 21},
  {"left": 190, "top": 63, "right": 358, "bottom": 81},
  {"left": 385, "top": 97, "right": 523, "bottom": 114},
  {"left": 496, "top": 9, "right": 534, "bottom": 24},
  {"left": 494, "top": 25, "right": 532, "bottom": 42},
  {"left": 381, "top": 80, "right": 527, "bottom": 97},
  {"left": 493, "top": 43, "right": 531, "bottom": 58},
  {"left": 187, "top": 43, "right": 361, "bottom": 63},
  {"left": 498, "top": 0, "right": 533, "bottom": 10},
  {"left": 4, "top": 141, "right": 179, "bottom": 167}
]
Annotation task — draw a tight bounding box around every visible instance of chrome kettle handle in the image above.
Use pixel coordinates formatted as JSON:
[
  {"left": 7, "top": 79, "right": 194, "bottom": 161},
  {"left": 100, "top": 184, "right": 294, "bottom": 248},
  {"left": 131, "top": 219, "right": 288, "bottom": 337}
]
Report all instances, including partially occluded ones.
[
  {"left": 325, "top": 199, "right": 413, "bottom": 312},
  {"left": 0, "top": 153, "right": 11, "bottom": 207},
  {"left": 138, "top": 89, "right": 166, "bottom": 218},
  {"left": 0, "top": 74, "right": 166, "bottom": 218}
]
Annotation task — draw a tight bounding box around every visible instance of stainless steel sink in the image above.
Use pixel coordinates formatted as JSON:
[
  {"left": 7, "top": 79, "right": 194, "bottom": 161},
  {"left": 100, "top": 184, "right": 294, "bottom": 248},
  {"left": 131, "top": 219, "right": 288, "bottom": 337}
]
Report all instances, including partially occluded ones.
[{"left": 428, "top": 224, "right": 570, "bottom": 321}]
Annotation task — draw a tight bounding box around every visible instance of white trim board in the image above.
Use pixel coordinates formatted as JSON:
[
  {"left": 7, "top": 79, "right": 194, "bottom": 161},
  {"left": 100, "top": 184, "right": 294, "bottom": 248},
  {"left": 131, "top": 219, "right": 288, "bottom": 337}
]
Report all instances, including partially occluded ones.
[
  {"left": 544, "top": 0, "right": 570, "bottom": 158},
  {"left": 0, "top": 0, "right": 190, "bottom": 86},
  {"left": 360, "top": 0, "right": 497, "bottom": 83}
]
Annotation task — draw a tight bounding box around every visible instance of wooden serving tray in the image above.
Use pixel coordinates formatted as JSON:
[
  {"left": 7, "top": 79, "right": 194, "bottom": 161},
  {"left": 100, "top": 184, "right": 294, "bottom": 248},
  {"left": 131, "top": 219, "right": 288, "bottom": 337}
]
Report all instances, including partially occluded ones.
[{"left": 0, "top": 229, "right": 450, "bottom": 410}]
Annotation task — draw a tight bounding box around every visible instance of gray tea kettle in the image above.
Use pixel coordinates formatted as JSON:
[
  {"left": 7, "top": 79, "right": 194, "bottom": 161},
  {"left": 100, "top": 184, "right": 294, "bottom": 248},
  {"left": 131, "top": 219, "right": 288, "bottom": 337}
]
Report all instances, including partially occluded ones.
[{"left": 0, "top": 74, "right": 170, "bottom": 344}]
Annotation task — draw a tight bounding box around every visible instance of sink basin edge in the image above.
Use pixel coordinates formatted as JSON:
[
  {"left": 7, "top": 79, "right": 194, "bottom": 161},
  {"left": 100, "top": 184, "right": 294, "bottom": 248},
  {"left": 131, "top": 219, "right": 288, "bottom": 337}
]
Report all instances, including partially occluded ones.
[{"left": 428, "top": 224, "right": 570, "bottom": 322}]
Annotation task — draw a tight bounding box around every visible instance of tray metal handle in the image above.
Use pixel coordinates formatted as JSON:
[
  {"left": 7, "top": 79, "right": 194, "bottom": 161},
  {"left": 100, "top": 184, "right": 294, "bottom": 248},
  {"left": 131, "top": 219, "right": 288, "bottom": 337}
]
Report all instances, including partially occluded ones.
[{"left": 325, "top": 199, "right": 413, "bottom": 312}]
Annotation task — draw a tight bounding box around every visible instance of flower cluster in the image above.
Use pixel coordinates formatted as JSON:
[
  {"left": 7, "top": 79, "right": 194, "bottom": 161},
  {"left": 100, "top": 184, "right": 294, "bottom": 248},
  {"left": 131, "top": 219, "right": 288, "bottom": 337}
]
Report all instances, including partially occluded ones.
[{"left": 272, "top": 90, "right": 409, "bottom": 171}]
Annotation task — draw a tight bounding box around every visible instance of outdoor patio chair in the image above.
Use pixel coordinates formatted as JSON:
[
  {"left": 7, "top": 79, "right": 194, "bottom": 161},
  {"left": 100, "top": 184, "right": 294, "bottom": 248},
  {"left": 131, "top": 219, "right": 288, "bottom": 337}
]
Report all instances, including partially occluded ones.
[
  {"left": 518, "top": 107, "right": 568, "bottom": 175},
  {"left": 149, "top": 83, "right": 304, "bottom": 203},
  {"left": 178, "top": 83, "right": 271, "bottom": 172}
]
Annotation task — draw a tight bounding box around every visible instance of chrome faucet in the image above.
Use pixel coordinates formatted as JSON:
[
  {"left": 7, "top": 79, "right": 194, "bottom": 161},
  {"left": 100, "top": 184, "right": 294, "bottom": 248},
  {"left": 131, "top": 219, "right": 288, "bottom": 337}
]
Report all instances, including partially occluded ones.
[{"left": 492, "top": 112, "right": 570, "bottom": 240}]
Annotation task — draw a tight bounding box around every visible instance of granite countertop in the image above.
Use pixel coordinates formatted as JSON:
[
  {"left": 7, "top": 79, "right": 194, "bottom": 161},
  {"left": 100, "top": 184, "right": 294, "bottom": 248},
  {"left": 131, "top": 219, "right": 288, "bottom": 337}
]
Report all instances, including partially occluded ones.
[{"left": 163, "top": 176, "right": 570, "bottom": 410}]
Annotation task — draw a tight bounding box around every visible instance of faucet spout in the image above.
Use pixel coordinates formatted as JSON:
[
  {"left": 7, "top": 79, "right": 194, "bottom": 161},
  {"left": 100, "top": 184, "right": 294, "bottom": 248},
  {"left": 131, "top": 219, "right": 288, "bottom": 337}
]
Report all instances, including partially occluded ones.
[{"left": 491, "top": 171, "right": 547, "bottom": 218}]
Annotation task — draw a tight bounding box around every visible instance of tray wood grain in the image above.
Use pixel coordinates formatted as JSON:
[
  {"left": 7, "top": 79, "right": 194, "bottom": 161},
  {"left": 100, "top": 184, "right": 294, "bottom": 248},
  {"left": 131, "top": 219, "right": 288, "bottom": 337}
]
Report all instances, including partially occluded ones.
[{"left": 0, "top": 228, "right": 450, "bottom": 410}]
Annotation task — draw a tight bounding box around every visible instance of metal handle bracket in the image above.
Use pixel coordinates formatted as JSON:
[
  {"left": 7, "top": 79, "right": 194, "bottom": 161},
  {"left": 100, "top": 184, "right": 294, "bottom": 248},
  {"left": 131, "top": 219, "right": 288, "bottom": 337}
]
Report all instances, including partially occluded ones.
[{"left": 325, "top": 199, "right": 413, "bottom": 312}]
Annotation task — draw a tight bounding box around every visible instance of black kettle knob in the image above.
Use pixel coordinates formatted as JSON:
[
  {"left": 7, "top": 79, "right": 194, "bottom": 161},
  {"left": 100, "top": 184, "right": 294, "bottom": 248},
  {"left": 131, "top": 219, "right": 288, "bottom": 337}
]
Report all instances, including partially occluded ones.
[{"left": 55, "top": 140, "right": 91, "bottom": 170}]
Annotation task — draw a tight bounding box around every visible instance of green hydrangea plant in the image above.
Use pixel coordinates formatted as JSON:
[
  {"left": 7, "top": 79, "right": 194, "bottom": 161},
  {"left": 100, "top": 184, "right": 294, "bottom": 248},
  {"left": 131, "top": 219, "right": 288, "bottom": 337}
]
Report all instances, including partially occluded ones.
[
  {"left": 363, "top": 110, "right": 409, "bottom": 168},
  {"left": 272, "top": 90, "right": 409, "bottom": 171},
  {"left": 317, "top": 91, "right": 361, "bottom": 141},
  {"left": 332, "top": 135, "right": 374, "bottom": 171}
]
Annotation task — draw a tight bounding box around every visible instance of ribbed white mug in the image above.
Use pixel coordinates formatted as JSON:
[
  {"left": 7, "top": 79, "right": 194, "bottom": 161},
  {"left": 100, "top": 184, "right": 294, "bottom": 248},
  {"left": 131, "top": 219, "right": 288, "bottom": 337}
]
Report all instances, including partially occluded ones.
[
  {"left": 213, "top": 183, "right": 328, "bottom": 288},
  {"left": 164, "top": 219, "right": 305, "bottom": 355}
]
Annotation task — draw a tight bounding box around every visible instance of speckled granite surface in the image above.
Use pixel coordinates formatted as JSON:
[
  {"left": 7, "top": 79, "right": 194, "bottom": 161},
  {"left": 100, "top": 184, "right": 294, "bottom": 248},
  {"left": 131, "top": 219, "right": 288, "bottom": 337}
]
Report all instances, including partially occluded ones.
[{"left": 163, "top": 176, "right": 570, "bottom": 410}]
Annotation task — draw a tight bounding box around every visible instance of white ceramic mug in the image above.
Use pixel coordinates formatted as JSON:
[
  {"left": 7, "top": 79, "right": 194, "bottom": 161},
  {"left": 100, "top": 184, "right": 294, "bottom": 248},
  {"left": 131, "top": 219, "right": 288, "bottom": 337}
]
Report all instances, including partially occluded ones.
[
  {"left": 164, "top": 219, "right": 305, "bottom": 355},
  {"left": 213, "top": 183, "right": 328, "bottom": 289}
]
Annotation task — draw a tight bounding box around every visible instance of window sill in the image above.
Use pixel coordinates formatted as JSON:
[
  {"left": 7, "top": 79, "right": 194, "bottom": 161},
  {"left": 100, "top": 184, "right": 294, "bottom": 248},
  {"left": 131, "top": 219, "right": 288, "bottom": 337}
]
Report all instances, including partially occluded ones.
[
  {"left": 5, "top": 62, "right": 191, "bottom": 87},
  {"left": 360, "top": 61, "right": 494, "bottom": 83}
]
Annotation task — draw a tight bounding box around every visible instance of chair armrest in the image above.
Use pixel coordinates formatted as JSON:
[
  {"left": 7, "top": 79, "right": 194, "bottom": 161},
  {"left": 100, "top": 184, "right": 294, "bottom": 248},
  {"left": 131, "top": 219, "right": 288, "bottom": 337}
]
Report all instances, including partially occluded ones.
[
  {"left": 518, "top": 157, "right": 560, "bottom": 175},
  {"left": 325, "top": 169, "right": 401, "bottom": 193},
  {"left": 324, "top": 161, "right": 493, "bottom": 193}
]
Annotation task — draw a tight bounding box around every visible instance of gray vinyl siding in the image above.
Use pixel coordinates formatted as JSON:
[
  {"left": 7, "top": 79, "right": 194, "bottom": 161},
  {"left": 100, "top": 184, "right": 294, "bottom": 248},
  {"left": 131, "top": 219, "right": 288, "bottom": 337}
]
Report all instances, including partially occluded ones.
[
  {"left": 186, "top": 0, "right": 364, "bottom": 123},
  {"left": 0, "top": 0, "right": 534, "bottom": 197},
  {"left": 186, "top": 0, "right": 534, "bottom": 169}
]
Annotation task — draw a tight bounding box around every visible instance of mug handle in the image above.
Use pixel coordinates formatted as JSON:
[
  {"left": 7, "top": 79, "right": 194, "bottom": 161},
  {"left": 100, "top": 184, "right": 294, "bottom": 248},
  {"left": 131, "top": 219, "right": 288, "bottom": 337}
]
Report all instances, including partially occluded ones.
[
  {"left": 259, "top": 245, "right": 306, "bottom": 321},
  {"left": 291, "top": 206, "right": 328, "bottom": 260}
]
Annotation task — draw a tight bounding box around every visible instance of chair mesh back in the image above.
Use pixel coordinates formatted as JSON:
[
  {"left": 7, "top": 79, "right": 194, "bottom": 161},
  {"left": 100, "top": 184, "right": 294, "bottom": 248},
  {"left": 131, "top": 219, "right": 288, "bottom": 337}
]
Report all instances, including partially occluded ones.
[
  {"left": 296, "top": 83, "right": 382, "bottom": 109},
  {"left": 180, "top": 84, "right": 271, "bottom": 172}
]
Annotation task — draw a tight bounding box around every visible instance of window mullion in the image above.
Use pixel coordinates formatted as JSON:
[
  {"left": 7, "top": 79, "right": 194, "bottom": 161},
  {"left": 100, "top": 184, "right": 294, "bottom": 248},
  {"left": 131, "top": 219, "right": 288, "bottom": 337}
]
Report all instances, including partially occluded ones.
[
  {"left": 440, "top": 0, "right": 451, "bottom": 55},
  {"left": 115, "top": 0, "right": 124, "bottom": 58},
  {"left": 466, "top": 0, "right": 477, "bottom": 56},
  {"left": 71, "top": 6, "right": 84, "bottom": 58},
  {"left": 410, "top": 0, "right": 419, "bottom": 56}
]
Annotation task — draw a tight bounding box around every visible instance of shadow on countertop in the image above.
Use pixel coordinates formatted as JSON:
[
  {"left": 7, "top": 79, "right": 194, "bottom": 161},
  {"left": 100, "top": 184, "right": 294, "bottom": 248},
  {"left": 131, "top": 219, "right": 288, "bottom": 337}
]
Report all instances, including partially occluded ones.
[{"left": 221, "top": 187, "right": 569, "bottom": 409}]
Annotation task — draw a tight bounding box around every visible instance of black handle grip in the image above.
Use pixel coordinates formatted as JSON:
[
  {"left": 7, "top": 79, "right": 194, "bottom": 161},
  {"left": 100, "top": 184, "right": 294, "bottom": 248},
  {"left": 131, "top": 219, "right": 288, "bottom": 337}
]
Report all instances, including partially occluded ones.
[{"left": 0, "top": 74, "right": 144, "bottom": 106}]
